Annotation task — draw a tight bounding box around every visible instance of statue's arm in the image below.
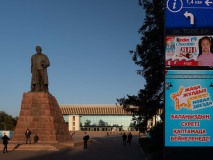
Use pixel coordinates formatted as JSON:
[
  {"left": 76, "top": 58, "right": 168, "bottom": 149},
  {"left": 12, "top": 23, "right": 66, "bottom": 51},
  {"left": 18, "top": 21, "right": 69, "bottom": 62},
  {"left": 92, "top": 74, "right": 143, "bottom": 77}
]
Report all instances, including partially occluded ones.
[
  {"left": 45, "top": 55, "right": 50, "bottom": 68},
  {"left": 31, "top": 56, "right": 33, "bottom": 73}
]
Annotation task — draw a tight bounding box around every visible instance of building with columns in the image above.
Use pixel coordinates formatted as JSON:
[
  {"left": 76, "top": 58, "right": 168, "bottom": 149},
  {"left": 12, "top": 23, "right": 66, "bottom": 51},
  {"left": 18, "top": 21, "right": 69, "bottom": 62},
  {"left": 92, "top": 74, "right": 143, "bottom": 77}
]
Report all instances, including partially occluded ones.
[{"left": 60, "top": 104, "right": 135, "bottom": 132}]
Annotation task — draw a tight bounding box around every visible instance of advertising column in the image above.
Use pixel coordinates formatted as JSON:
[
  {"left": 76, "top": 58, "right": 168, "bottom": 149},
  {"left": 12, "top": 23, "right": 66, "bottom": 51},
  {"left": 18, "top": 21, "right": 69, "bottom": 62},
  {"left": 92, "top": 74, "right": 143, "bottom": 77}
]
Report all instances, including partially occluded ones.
[{"left": 165, "top": 0, "right": 213, "bottom": 159}]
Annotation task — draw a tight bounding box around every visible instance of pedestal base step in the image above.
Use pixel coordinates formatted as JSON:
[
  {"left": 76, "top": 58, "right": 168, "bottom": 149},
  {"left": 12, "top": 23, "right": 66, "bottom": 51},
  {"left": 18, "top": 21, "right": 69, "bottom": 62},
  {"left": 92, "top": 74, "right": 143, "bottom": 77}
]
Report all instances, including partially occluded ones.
[
  {"left": 15, "top": 144, "right": 63, "bottom": 151},
  {"left": 0, "top": 144, "right": 16, "bottom": 152},
  {"left": 0, "top": 142, "right": 74, "bottom": 151},
  {"left": 0, "top": 140, "right": 93, "bottom": 151}
]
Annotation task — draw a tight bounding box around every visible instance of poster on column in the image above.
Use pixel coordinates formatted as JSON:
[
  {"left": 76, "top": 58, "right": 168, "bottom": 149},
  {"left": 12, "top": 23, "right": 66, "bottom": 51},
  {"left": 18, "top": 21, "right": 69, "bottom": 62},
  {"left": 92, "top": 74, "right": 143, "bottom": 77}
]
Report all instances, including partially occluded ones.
[
  {"left": 165, "top": 70, "right": 213, "bottom": 146},
  {"left": 165, "top": 36, "right": 213, "bottom": 68}
]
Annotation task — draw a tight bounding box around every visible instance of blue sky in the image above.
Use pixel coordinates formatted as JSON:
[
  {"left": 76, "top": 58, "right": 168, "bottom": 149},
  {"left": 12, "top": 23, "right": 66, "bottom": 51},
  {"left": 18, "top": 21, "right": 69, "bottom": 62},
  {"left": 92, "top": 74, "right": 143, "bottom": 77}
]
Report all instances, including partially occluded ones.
[{"left": 0, "top": 0, "right": 145, "bottom": 116}]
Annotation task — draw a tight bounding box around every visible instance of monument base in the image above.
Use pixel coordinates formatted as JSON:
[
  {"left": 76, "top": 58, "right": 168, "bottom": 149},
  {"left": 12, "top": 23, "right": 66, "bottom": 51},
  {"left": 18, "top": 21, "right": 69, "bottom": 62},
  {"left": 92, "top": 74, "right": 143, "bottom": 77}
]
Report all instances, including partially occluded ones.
[{"left": 11, "top": 92, "right": 71, "bottom": 143}]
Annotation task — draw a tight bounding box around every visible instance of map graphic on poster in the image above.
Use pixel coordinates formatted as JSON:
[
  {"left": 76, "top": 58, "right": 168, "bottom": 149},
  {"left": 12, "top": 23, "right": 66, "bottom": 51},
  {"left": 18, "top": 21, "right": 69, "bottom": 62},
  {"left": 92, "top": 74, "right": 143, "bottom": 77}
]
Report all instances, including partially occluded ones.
[
  {"left": 165, "top": 70, "right": 213, "bottom": 146},
  {"left": 165, "top": 35, "right": 213, "bottom": 67}
]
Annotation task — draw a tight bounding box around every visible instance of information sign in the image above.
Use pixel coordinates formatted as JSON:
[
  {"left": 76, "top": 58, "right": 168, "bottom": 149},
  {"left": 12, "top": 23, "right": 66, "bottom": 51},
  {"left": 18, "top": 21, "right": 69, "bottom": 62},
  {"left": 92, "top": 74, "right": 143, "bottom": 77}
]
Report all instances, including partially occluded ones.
[{"left": 166, "top": 0, "right": 213, "bottom": 29}]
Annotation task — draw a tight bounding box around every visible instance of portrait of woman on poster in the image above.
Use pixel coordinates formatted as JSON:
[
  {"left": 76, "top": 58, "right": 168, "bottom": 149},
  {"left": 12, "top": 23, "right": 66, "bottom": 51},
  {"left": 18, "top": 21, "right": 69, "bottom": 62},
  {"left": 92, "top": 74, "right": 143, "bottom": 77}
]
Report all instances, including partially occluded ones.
[{"left": 197, "top": 36, "right": 213, "bottom": 66}]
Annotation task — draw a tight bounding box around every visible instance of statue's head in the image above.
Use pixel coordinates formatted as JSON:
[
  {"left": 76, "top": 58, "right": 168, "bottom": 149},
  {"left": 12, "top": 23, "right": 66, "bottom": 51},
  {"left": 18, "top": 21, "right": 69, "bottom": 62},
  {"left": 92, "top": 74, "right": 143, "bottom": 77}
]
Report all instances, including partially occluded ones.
[{"left": 36, "top": 46, "right": 42, "bottom": 54}]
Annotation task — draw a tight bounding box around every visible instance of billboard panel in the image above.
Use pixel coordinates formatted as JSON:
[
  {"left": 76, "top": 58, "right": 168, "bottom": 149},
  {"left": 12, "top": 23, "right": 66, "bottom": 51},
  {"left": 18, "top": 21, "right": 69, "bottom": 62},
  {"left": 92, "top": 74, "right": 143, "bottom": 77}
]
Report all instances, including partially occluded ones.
[
  {"left": 165, "top": 70, "right": 213, "bottom": 146},
  {"left": 165, "top": 35, "right": 213, "bottom": 67}
]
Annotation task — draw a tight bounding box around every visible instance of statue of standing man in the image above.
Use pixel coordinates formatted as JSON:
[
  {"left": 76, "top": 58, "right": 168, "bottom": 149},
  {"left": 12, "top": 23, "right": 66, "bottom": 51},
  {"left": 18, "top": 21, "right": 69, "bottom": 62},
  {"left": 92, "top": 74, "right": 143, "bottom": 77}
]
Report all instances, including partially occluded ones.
[{"left": 31, "top": 46, "right": 50, "bottom": 92}]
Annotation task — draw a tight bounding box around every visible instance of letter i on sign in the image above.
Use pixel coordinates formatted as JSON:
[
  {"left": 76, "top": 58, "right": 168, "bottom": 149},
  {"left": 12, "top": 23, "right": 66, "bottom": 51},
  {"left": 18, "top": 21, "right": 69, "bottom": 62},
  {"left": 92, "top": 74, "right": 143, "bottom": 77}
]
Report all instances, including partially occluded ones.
[
  {"left": 167, "top": 0, "right": 183, "bottom": 13},
  {"left": 173, "top": 0, "right": 176, "bottom": 9}
]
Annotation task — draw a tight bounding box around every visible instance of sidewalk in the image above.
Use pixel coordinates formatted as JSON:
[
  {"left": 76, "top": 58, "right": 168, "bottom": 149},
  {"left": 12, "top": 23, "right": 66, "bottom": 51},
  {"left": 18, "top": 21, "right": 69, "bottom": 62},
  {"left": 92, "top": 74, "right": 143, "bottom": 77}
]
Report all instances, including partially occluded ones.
[
  {"left": 0, "top": 134, "right": 93, "bottom": 151},
  {"left": 0, "top": 135, "right": 145, "bottom": 160}
]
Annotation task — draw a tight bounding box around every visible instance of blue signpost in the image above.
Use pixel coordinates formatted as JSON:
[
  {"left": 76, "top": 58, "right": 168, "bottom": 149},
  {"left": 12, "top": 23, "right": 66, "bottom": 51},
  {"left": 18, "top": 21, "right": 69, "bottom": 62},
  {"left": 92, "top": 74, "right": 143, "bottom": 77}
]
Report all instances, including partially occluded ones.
[{"left": 166, "top": 0, "right": 213, "bottom": 29}]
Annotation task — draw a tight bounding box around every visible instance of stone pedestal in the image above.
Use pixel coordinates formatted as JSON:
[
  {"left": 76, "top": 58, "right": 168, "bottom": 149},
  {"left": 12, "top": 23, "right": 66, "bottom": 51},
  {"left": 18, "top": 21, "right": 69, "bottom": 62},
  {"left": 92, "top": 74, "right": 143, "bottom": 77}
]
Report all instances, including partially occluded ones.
[{"left": 12, "top": 92, "right": 71, "bottom": 143}]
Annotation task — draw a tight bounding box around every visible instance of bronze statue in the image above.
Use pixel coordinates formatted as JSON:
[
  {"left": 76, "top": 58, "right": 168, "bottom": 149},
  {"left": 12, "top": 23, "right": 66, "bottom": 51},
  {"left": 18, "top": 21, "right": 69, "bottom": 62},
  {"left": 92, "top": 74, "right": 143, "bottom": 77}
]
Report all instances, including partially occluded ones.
[{"left": 31, "top": 46, "right": 50, "bottom": 92}]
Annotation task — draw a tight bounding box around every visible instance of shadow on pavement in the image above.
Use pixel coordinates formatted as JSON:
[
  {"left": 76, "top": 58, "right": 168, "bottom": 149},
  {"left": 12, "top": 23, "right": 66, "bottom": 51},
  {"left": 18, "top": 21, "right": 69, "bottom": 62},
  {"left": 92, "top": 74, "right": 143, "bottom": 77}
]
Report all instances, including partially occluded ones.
[{"left": 3, "top": 136, "right": 146, "bottom": 160}]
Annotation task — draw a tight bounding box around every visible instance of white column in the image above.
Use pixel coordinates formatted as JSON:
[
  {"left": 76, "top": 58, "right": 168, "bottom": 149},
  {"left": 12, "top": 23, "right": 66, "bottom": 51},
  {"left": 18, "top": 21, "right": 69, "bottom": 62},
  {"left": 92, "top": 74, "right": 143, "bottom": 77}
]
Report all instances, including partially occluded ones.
[
  {"left": 68, "top": 115, "right": 73, "bottom": 131},
  {"left": 75, "top": 115, "right": 80, "bottom": 131}
]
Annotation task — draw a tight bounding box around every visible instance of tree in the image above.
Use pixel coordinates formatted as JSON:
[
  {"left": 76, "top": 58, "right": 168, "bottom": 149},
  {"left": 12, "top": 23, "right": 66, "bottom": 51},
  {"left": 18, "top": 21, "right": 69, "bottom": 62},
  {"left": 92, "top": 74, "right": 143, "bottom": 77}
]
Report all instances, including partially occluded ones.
[
  {"left": 98, "top": 119, "right": 108, "bottom": 127},
  {"left": 84, "top": 120, "right": 91, "bottom": 127},
  {"left": 0, "top": 111, "right": 17, "bottom": 130},
  {"left": 117, "top": 0, "right": 164, "bottom": 131}
]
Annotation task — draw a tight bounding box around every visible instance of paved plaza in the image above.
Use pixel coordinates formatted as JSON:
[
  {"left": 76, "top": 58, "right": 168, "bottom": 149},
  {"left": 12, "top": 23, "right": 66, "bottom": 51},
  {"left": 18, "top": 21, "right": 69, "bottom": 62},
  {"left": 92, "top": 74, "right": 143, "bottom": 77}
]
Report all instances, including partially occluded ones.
[{"left": 0, "top": 135, "right": 147, "bottom": 160}]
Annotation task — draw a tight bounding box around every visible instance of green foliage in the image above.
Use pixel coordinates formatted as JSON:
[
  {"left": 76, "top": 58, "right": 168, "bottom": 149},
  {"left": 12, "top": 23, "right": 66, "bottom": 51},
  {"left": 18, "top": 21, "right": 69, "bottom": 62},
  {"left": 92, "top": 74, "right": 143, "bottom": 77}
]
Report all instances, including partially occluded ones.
[
  {"left": 136, "top": 119, "right": 148, "bottom": 133},
  {"left": 83, "top": 119, "right": 109, "bottom": 127},
  {"left": 84, "top": 120, "right": 91, "bottom": 127},
  {"left": 98, "top": 119, "right": 108, "bottom": 127},
  {"left": 0, "top": 111, "right": 18, "bottom": 130},
  {"left": 117, "top": 0, "right": 164, "bottom": 129},
  {"left": 149, "top": 122, "right": 164, "bottom": 144}
]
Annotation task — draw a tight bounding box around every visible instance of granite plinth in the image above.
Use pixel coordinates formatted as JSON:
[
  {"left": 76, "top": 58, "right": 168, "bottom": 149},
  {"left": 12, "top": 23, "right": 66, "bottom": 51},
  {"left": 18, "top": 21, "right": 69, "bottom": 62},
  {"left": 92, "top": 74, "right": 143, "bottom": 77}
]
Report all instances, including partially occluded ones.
[{"left": 12, "top": 92, "right": 71, "bottom": 143}]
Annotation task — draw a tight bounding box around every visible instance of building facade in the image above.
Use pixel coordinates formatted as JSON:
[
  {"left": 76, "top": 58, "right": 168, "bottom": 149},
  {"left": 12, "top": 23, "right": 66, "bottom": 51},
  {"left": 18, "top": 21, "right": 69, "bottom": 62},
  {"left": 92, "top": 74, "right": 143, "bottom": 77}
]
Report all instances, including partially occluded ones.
[{"left": 60, "top": 104, "right": 135, "bottom": 132}]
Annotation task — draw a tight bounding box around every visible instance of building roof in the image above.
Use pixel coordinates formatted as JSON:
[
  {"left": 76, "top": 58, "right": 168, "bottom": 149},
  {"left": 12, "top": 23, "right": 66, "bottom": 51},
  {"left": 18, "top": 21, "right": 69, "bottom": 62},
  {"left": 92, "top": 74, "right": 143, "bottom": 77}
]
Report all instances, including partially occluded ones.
[{"left": 60, "top": 104, "right": 132, "bottom": 115}]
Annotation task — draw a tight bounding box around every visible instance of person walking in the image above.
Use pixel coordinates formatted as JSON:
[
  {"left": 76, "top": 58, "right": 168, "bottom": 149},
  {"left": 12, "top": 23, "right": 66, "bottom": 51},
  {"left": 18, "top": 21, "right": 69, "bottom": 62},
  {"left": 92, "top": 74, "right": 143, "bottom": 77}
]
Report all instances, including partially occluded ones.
[
  {"left": 2, "top": 133, "right": 10, "bottom": 153},
  {"left": 25, "top": 128, "right": 32, "bottom": 144},
  {"left": 127, "top": 132, "right": 133, "bottom": 145},
  {"left": 83, "top": 132, "right": 90, "bottom": 149},
  {"left": 122, "top": 133, "right": 127, "bottom": 145}
]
